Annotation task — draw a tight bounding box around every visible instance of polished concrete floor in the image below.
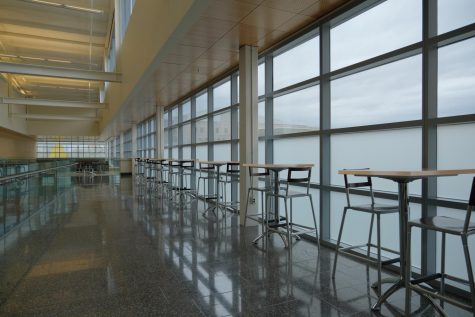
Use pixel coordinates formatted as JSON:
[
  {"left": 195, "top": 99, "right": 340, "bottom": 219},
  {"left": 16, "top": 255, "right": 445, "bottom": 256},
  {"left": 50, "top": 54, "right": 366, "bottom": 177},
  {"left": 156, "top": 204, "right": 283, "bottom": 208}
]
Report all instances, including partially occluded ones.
[{"left": 0, "top": 176, "right": 472, "bottom": 316}]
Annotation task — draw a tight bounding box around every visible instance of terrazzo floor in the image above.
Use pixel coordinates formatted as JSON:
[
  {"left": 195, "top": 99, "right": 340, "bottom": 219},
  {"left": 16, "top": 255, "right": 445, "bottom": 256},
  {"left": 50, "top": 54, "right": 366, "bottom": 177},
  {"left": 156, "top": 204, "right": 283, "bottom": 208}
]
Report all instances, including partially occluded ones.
[{"left": 0, "top": 175, "right": 472, "bottom": 316}]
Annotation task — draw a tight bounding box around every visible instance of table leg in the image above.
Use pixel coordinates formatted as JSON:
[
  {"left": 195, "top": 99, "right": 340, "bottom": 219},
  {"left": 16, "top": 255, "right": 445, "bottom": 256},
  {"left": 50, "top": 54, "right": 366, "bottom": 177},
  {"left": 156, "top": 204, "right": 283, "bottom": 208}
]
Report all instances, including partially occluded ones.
[
  {"left": 372, "top": 181, "right": 409, "bottom": 311},
  {"left": 274, "top": 170, "right": 279, "bottom": 222}
]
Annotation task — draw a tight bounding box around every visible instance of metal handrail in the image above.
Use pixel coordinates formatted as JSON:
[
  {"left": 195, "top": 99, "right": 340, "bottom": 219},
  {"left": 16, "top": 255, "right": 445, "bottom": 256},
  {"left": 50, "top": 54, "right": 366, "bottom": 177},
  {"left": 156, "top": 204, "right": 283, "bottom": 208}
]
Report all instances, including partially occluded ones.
[{"left": 0, "top": 163, "right": 77, "bottom": 184}]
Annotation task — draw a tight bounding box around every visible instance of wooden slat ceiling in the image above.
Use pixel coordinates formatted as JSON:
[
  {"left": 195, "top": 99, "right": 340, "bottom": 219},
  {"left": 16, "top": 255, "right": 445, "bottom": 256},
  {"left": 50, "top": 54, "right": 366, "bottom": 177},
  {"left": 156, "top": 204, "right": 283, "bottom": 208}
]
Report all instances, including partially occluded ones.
[{"left": 152, "top": 0, "right": 351, "bottom": 108}]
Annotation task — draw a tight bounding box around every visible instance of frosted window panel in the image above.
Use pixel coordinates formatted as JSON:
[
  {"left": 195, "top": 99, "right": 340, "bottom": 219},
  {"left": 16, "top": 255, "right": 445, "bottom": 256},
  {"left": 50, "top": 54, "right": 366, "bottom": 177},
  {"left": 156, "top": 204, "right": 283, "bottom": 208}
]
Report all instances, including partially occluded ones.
[
  {"left": 196, "top": 92, "right": 208, "bottom": 117},
  {"left": 258, "top": 62, "right": 265, "bottom": 96},
  {"left": 172, "top": 147, "right": 178, "bottom": 159},
  {"left": 214, "top": 143, "right": 231, "bottom": 161},
  {"left": 436, "top": 207, "right": 475, "bottom": 287},
  {"left": 182, "top": 123, "right": 191, "bottom": 144},
  {"left": 196, "top": 145, "right": 208, "bottom": 160},
  {"left": 213, "top": 80, "right": 231, "bottom": 111},
  {"left": 164, "top": 129, "right": 169, "bottom": 147},
  {"left": 258, "top": 101, "right": 265, "bottom": 137},
  {"left": 274, "top": 36, "right": 319, "bottom": 90},
  {"left": 277, "top": 188, "right": 320, "bottom": 233},
  {"left": 438, "top": 38, "right": 475, "bottom": 118},
  {"left": 171, "top": 107, "right": 178, "bottom": 125},
  {"left": 213, "top": 112, "right": 231, "bottom": 141},
  {"left": 171, "top": 128, "right": 178, "bottom": 146},
  {"left": 330, "top": 192, "right": 422, "bottom": 268},
  {"left": 437, "top": 123, "right": 475, "bottom": 200},
  {"left": 196, "top": 118, "right": 208, "bottom": 143},
  {"left": 274, "top": 86, "right": 319, "bottom": 135},
  {"left": 274, "top": 136, "right": 319, "bottom": 183},
  {"left": 331, "top": 0, "right": 421, "bottom": 70},
  {"left": 331, "top": 128, "right": 422, "bottom": 194},
  {"left": 182, "top": 101, "right": 191, "bottom": 121},
  {"left": 182, "top": 146, "right": 191, "bottom": 159},
  {"left": 331, "top": 55, "right": 422, "bottom": 128},
  {"left": 163, "top": 112, "right": 169, "bottom": 127},
  {"left": 258, "top": 141, "right": 265, "bottom": 164},
  {"left": 438, "top": 0, "right": 475, "bottom": 34}
]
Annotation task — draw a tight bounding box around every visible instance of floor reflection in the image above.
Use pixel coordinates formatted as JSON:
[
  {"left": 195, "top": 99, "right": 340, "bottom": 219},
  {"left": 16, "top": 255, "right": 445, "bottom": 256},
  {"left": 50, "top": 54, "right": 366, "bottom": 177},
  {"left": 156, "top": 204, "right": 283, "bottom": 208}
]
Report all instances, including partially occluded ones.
[{"left": 0, "top": 176, "right": 471, "bottom": 316}]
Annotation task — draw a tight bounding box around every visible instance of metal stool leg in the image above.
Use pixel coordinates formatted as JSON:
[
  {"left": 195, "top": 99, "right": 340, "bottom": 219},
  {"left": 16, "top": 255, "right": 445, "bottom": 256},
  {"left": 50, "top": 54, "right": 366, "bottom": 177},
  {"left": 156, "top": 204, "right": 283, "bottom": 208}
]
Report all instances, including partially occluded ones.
[
  {"left": 244, "top": 188, "right": 251, "bottom": 226},
  {"left": 405, "top": 223, "right": 413, "bottom": 315},
  {"left": 376, "top": 214, "right": 382, "bottom": 297},
  {"left": 462, "top": 235, "right": 475, "bottom": 316},
  {"left": 309, "top": 195, "right": 319, "bottom": 249},
  {"left": 441, "top": 232, "right": 446, "bottom": 303},
  {"left": 332, "top": 208, "right": 348, "bottom": 279},
  {"left": 367, "top": 213, "right": 375, "bottom": 258}
]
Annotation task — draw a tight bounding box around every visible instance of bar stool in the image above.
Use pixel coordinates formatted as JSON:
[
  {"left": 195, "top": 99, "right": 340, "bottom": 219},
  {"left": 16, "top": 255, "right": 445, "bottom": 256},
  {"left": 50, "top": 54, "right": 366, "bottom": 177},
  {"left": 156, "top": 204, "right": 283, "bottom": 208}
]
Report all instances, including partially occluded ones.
[
  {"left": 168, "top": 160, "right": 181, "bottom": 200},
  {"left": 266, "top": 167, "right": 319, "bottom": 252},
  {"left": 179, "top": 160, "right": 196, "bottom": 202},
  {"left": 406, "top": 177, "right": 475, "bottom": 314},
  {"left": 332, "top": 171, "right": 400, "bottom": 296},
  {"left": 243, "top": 167, "right": 270, "bottom": 229},
  {"left": 219, "top": 162, "right": 240, "bottom": 213}
]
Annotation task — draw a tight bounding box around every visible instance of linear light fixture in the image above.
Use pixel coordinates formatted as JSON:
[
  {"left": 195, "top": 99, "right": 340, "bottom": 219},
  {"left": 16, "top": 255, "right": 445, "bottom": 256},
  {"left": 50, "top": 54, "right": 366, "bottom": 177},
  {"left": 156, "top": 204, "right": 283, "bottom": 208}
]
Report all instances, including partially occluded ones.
[
  {"left": 28, "top": 0, "right": 103, "bottom": 14},
  {"left": 1, "top": 53, "right": 73, "bottom": 64},
  {"left": 12, "top": 114, "right": 99, "bottom": 121}
]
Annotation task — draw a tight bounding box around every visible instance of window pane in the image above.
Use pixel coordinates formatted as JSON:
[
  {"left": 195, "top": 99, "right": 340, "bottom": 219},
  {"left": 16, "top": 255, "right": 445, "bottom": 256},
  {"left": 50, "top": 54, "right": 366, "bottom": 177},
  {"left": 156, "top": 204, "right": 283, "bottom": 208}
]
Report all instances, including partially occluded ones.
[
  {"left": 274, "top": 36, "right": 319, "bottom": 90},
  {"left": 196, "top": 118, "right": 208, "bottom": 143},
  {"left": 258, "top": 62, "right": 265, "bottom": 96},
  {"left": 331, "top": 128, "right": 422, "bottom": 194},
  {"left": 258, "top": 101, "right": 265, "bottom": 137},
  {"left": 213, "top": 80, "right": 230, "bottom": 111},
  {"left": 437, "top": 123, "right": 475, "bottom": 200},
  {"left": 438, "top": 37, "right": 475, "bottom": 117},
  {"left": 196, "top": 92, "right": 208, "bottom": 117},
  {"left": 274, "top": 136, "right": 319, "bottom": 183},
  {"left": 182, "top": 101, "right": 191, "bottom": 121},
  {"left": 163, "top": 111, "right": 169, "bottom": 127},
  {"left": 172, "top": 147, "right": 178, "bottom": 159},
  {"left": 438, "top": 0, "right": 475, "bottom": 35},
  {"left": 164, "top": 129, "right": 169, "bottom": 147},
  {"left": 331, "top": 0, "right": 421, "bottom": 70},
  {"left": 213, "top": 111, "right": 231, "bottom": 141},
  {"left": 196, "top": 145, "right": 207, "bottom": 160},
  {"left": 331, "top": 55, "right": 422, "bottom": 128},
  {"left": 274, "top": 85, "right": 319, "bottom": 135},
  {"left": 171, "top": 107, "right": 178, "bottom": 125},
  {"left": 183, "top": 146, "right": 191, "bottom": 159},
  {"left": 183, "top": 123, "right": 191, "bottom": 144},
  {"left": 214, "top": 143, "right": 231, "bottom": 161},
  {"left": 171, "top": 128, "right": 178, "bottom": 146}
]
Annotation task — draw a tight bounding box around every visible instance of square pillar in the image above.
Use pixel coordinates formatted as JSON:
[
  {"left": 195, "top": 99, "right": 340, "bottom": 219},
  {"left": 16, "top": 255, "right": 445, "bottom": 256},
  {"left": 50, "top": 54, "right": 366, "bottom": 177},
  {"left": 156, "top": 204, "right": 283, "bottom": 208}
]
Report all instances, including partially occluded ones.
[
  {"left": 156, "top": 106, "right": 164, "bottom": 157},
  {"left": 239, "top": 45, "right": 258, "bottom": 226}
]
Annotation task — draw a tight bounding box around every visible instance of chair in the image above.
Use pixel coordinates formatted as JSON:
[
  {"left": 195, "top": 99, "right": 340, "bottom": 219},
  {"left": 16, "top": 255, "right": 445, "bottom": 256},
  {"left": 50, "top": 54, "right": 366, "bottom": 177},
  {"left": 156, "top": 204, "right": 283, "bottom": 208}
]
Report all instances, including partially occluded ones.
[
  {"left": 406, "top": 177, "right": 475, "bottom": 314},
  {"left": 218, "top": 162, "right": 240, "bottom": 213},
  {"left": 332, "top": 170, "right": 400, "bottom": 295},
  {"left": 266, "top": 167, "right": 319, "bottom": 251}
]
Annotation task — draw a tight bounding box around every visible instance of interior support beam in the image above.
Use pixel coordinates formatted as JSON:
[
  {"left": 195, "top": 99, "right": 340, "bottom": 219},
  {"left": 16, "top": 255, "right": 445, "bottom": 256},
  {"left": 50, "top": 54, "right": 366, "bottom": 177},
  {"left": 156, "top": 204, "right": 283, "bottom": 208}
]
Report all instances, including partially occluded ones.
[
  {"left": 11, "top": 114, "right": 99, "bottom": 121},
  {"left": 0, "top": 61, "right": 121, "bottom": 82},
  {"left": 1, "top": 97, "right": 106, "bottom": 109}
]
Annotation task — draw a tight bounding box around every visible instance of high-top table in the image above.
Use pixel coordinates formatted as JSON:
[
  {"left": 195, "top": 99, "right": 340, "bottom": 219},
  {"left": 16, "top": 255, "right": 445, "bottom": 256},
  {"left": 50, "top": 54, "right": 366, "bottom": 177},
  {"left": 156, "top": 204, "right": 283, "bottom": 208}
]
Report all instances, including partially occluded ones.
[
  {"left": 339, "top": 169, "right": 475, "bottom": 315},
  {"left": 243, "top": 163, "right": 314, "bottom": 245},
  {"left": 198, "top": 160, "right": 239, "bottom": 215}
]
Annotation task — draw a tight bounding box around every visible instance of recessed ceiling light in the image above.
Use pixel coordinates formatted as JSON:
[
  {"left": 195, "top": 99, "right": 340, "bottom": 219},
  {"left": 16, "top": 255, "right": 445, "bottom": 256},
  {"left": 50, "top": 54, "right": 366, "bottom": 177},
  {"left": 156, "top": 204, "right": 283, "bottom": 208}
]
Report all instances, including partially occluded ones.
[
  {"left": 47, "top": 58, "right": 72, "bottom": 63},
  {"left": 20, "top": 55, "right": 45, "bottom": 61},
  {"left": 0, "top": 53, "right": 18, "bottom": 58}
]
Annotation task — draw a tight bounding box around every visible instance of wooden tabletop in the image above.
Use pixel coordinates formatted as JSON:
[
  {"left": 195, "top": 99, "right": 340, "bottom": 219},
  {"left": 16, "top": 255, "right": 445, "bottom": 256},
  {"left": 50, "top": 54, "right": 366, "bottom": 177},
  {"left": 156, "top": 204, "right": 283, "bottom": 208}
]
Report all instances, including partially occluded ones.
[
  {"left": 198, "top": 160, "right": 239, "bottom": 165},
  {"left": 339, "top": 169, "right": 475, "bottom": 178},
  {"left": 242, "top": 163, "right": 314, "bottom": 169}
]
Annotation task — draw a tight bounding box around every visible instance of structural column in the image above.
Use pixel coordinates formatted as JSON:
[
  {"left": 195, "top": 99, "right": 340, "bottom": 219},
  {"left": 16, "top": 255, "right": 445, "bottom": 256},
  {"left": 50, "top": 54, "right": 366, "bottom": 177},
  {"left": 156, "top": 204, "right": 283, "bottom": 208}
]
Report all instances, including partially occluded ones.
[
  {"left": 132, "top": 123, "right": 137, "bottom": 158},
  {"left": 239, "top": 45, "right": 258, "bottom": 226},
  {"left": 119, "top": 132, "right": 124, "bottom": 159}
]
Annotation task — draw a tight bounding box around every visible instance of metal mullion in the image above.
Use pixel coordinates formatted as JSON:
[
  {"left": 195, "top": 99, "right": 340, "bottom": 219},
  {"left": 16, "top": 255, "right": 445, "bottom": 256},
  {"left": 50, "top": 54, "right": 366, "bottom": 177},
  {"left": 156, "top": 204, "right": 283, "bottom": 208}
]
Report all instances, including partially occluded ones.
[
  {"left": 178, "top": 105, "right": 183, "bottom": 159},
  {"left": 264, "top": 55, "right": 273, "bottom": 165},
  {"left": 421, "top": 0, "right": 438, "bottom": 276},
  {"left": 272, "top": 77, "right": 321, "bottom": 98},
  {"left": 432, "top": 22, "right": 475, "bottom": 48},
  {"left": 207, "top": 87, "right": 214, "bottom": 195},
  {"left": 167, "top": 111, "right": 172, "bottom": 158},
  {"left": 231, "top": 73, "right": 239, "bottom": 204},
  {"left": 329, "top": 42, "right": 422, "bottom": 81},
  {"left": 319, "top": 22, "right": 331, "bottom": 242}
]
